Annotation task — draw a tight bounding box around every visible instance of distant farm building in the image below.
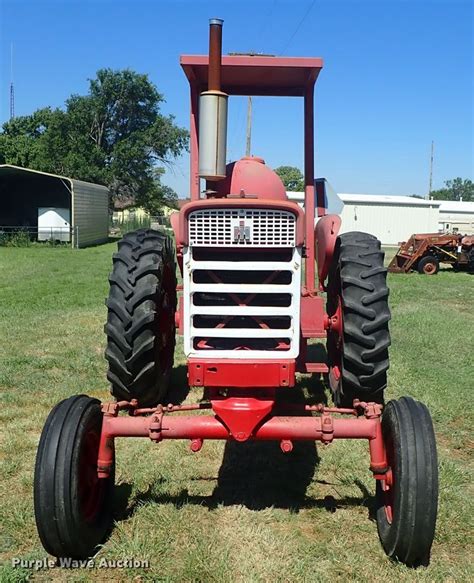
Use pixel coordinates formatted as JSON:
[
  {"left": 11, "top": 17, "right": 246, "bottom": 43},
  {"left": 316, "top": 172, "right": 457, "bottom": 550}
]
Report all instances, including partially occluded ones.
[
  {"left": 287, "top": 191, "right": 473, "bottom": 245},
  {"left": 438, "top": 201, "right": 474, "bottom": 234},
  {"left": 0, "top": 165, "right": 109, "bottom": 247},
  {"left": 337, "top": 194, "right": 441, "bottom": 245}
]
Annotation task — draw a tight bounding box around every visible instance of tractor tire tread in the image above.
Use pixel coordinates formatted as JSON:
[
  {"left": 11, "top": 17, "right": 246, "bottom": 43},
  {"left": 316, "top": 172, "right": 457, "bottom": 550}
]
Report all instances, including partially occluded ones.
[
  {"left": 34, "top": 395, "right": 114, "bottom": 558},
  {"left": 105, "top": 229, "right": 176, "bottom": 406},
  {"left": 327, "top": 231, "right": 391, "bottom": 405},
  {"left": 376, "top": 396, "right": 438, "bottom": 566}
]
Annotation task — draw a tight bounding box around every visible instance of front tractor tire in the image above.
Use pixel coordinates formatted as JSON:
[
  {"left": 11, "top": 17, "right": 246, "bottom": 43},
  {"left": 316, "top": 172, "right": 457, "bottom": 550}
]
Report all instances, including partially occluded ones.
[
  {"left": 327, "top": 232, "right": 391, "bottom": 407},
  {"left": 417, "top": 255, "right": 439, "bottom": 275},
  {"left": 34, "top": 396, "right": 115, "bottom": 559},
  {"left": 376, "top": 397, "right": 438, "bottom": 566},
  {"left": 105, "top": 229, "right": 177, "bottom": 407}
]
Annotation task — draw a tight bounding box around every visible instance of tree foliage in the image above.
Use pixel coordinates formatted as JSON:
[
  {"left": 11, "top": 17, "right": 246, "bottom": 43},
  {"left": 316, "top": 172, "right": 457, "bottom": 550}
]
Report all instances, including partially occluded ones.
[
  {"left": 0, "top": 69, "right": 188, "bottom": 212},
  {"left": 138, "top": 168, "right": 178, "bottom": 216},
  {"left": 430, "top": 178, "right": 473, "bottom": 202},
  {"left": 274, "top": 165, "right": 305, "bottom": 191}
]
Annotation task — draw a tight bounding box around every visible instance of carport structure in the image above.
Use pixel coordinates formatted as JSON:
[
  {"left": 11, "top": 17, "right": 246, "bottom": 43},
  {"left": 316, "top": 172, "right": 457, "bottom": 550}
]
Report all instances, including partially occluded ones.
[{"left": 0, "top": 164, "right": 109, "bottom": 247}]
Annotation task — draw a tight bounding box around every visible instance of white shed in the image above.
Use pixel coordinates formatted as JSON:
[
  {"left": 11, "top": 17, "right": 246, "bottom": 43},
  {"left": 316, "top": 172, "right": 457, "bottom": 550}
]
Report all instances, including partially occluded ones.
[{"left": 0, "top": 165, "right": 109, "bottom": 247}]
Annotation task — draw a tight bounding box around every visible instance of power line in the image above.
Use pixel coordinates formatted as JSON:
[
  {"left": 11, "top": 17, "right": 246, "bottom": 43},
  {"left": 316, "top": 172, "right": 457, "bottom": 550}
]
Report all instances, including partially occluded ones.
[
  {"left": 256, "top": 0, "right": 278, "bottom": 52},
  {"left": 280, "top": 0, "right": 317, "bottom": 55}
]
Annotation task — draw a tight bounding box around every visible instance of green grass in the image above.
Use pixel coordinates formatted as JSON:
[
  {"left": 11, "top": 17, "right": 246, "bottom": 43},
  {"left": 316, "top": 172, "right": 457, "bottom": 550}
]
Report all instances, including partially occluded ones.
[{"left": 0, "top": 245, "right": 472, "bottom": 582}]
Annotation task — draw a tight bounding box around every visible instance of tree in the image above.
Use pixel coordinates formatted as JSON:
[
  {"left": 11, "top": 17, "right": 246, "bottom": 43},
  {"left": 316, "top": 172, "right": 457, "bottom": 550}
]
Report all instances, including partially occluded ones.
[
  {"left": 274, "top": 165, "right": 305, "bottom": 191},
  {"left": 0, "top": 69, "right": 188, "bottom": 210},
  {"left": 0, "top": 108, "right": 68, "bottom": 171},
  {"left": 136, "top": 167, "right": 178, "bottom": 215},
  {"left": 430, "top": 178, "right": 473, "bottom": 202}
]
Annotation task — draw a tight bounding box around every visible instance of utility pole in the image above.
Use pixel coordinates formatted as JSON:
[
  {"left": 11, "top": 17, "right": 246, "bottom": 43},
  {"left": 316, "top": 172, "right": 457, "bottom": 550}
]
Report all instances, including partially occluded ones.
[
  {"left": 9, "top": 43, "right": 15, "bottom": 120},
  {"left": 228, "top": 52, "right": 275, "bottom": 158},
  {"left": 245, "top": 96, "right": 252, "bottom": 156},
  {"left": 428, "top": 140, "right": 434, "bottom": 198}
]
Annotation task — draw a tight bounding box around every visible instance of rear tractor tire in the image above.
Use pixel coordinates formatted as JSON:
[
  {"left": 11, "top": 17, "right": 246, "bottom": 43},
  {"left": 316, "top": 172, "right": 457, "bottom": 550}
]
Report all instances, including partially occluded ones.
[
  {"left": 376, "top": 396, "right": 438, "bottom": 567},
  {"left": 34, "top": 395, "right": 115, "bottom": 559},
  {"left": 417, "top": 255, "right": 439, "bottom": 275},
  {"left": 326, "top": 232, "right": 391, "bottom": 407},
  {"left": 105, "top": 229, "right": 177, "bottom": 407}
]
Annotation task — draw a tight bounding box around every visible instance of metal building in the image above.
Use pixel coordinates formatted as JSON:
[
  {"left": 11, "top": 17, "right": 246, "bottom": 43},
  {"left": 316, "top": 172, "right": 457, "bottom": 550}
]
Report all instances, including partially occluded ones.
[
  {"left": 337, "top": 194, "right": 441, "bottom": 245},
  {"left": 438, "top": 201, "right": 474, "bottom": 234},
  {"left": 287, "top": 190, "right": 444, "bottom": 246},
  {"left": 0, "top": 165, "right": 109, "bottom": 247}
]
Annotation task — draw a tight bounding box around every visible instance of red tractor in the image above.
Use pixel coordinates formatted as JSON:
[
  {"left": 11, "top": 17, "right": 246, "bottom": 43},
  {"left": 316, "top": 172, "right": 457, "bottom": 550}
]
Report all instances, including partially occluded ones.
[{"left": 34, "top": 19, "right": 438, "bottom": 567}]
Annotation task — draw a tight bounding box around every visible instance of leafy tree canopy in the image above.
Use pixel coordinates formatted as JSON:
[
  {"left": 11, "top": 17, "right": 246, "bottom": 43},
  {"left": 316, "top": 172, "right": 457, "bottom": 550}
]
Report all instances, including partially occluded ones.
[
  {"left": 138, "top": 168, "right": 178, "bottom": 216},
  {"left": 430, "top": 178, "right": 473, "bottom": 202},
  {"left": 0, "top": 69, "right": 188, "bottom": 212},
  {"left": 274, "top": 165, "right": 305, "bottom": 191}
]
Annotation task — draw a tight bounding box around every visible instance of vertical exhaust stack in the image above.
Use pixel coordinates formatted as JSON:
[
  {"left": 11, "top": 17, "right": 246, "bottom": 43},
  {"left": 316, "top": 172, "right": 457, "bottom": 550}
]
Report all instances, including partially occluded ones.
[{"left": 198, "top": 18, "right": 228, "bottom": 181}]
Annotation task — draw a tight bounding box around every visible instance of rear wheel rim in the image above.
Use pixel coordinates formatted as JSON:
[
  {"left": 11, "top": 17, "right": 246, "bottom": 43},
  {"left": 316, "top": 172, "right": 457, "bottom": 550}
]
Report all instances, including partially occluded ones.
[{"left": 329, "top": 290, "right": 344, "bottom": 400}]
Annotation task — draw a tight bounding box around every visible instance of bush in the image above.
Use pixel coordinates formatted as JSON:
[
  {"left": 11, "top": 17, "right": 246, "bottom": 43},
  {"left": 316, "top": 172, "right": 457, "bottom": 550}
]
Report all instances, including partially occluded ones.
[
  {"left": 110, "top": 215, "right": 152, "bottom": 236},
  {"left": 0, "top": 230, "right": 32, "bottom": 247}
]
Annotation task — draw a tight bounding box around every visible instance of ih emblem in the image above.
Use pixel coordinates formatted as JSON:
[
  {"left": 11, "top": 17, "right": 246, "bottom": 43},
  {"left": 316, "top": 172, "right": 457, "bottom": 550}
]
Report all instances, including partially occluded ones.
[{"left": 233, "top": 218, "right": 252, "bottom": 242}]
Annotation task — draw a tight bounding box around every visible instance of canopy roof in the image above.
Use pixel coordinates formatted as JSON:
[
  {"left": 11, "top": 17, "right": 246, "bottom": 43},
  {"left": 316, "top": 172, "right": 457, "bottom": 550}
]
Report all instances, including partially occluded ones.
[
  {"left": 180, "top": 55, "right": 323, "bottom": 96},
  {"left": 0, "top": 164, "right": 108, "bottom": 191}
]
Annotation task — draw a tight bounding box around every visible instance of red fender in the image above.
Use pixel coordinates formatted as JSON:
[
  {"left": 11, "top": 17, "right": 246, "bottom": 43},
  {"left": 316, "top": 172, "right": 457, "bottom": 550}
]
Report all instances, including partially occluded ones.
[{"left": 315, "top": 214, "right": 341, "bottom": 286}]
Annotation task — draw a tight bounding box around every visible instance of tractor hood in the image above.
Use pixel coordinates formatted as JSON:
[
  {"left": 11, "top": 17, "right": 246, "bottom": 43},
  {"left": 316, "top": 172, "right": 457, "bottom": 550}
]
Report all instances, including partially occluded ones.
[{"left": 213, "top": 156, "right": 287, "bottom": 200}]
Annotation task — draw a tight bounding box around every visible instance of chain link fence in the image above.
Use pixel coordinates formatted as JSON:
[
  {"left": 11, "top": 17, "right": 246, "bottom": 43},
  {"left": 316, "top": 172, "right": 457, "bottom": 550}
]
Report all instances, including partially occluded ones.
[{"left": 0, "top": 226, "right": 79, "bottom": 247}]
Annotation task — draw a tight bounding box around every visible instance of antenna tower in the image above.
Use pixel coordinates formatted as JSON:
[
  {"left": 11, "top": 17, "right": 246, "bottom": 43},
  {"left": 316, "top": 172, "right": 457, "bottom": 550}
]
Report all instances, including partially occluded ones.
[{"left": 10, "top": 43, "right": 15, "bottom": 119}]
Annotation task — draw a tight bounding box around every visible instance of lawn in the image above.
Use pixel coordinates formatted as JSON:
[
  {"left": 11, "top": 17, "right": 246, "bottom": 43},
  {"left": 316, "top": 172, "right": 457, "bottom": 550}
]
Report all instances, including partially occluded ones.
[{"left": 0, "top": 243, "right": 472, "bottom": 582}]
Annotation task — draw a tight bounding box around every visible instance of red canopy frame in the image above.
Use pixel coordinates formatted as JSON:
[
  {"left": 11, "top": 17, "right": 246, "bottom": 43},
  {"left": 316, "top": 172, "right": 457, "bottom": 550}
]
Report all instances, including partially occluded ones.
[{"left": 180, "top": 54, "right": 324, "bottom": 292}]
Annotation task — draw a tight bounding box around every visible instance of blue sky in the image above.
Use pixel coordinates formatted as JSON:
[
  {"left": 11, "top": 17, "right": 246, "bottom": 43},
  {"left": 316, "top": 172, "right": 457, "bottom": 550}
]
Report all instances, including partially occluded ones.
[{"left": 1, "top": 0, "right": 472, "bottom": 197}]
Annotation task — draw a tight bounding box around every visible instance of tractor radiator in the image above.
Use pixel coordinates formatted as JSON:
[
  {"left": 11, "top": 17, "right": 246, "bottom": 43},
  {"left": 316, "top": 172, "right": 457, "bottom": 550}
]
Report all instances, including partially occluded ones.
[
  {"left": 188, "top": 208, "right": 296, "bottom": 247},
  {"left": 183, "top": 208, "right": 301, "bottom": 359}
]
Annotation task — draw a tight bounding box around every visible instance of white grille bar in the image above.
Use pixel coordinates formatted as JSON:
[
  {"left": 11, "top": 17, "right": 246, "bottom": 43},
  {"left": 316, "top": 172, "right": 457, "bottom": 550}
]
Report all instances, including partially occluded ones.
[
  {"left": 190, "top": 328, "right": 292, "bottom": 338},
  {"left": 186, "top": 260, "right": 294, "bottom": 271},
  {"left": 190, "top": 305, "right": 291, "bottom": 316},
  {"left": 190, "top": 283, "right": 291, "bottom": 294}
]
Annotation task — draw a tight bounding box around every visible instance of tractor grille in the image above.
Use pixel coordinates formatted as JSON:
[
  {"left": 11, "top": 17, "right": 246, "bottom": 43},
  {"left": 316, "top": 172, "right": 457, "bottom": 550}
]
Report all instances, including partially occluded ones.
[
  {"left": 188, "top": 208, "right": 296, "bottom": 247},
  {"left": 183, "top": 234, "right": 301, "bottom": 360}
]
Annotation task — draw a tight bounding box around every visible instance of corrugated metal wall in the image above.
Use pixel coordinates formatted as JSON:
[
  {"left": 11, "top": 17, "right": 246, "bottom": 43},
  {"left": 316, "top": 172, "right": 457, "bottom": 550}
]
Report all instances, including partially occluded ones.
[
  {"left": 72, "top": 180, "right": 109, "bottom": 247},
  {"left": 339, "top": 203, "right": 440, "bottom": 245}
]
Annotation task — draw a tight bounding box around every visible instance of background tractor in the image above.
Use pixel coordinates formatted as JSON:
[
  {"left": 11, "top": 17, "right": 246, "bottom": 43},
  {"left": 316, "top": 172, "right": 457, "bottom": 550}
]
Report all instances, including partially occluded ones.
[
  {"left": 388, "top": 232, "right": 474, "bottom": 274},
  {"left": 34, "top": 19, "right": 438, "bottom": 567}
]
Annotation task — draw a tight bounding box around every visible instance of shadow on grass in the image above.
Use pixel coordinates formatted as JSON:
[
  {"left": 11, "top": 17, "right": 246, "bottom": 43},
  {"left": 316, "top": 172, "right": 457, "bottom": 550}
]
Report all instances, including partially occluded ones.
[
  {"left": 114, "top": 471, "right": 376, "bottom": 520},
  {"left": 166, "top": 364, "right": 190, "bottom": 404},
  {"left": 211, "top": 437, "right": 319, "bottom": 511},
  {"left": 113, "top": 375, "right": 376, "bottom": 520}
]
